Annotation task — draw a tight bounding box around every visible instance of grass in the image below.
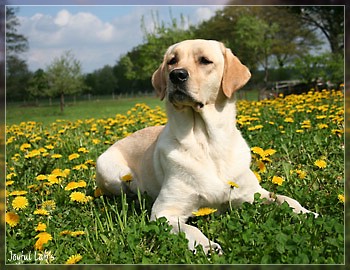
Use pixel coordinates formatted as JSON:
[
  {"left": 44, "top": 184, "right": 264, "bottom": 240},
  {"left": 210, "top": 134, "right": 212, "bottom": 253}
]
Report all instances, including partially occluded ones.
[
  {"left": 4, "top": 89, "right": 344, "bottom": 264},
  {"left": 6, "top": 96, "right": 164, "bottom": 126}
]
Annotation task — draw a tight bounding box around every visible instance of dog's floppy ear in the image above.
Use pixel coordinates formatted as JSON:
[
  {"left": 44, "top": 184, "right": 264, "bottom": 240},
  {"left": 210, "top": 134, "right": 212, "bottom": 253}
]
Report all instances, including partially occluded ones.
[
  {"left": 222, "top": 47, "right": 251, "bottom": 98},
  {"left": 152, "top": 63, "right": 166, "bottom": 100}
]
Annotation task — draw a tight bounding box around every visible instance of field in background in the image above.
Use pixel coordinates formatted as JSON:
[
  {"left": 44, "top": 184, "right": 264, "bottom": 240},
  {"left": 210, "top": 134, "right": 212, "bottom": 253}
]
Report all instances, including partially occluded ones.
[{"left": 6, "top": 90, "right": 259, "bottom": 126}]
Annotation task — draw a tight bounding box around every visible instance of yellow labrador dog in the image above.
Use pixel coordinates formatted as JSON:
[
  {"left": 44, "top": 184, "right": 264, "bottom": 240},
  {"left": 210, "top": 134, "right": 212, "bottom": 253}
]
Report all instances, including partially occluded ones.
[{"left": 96, "top": 39, "right": 317, "bottom": 254}]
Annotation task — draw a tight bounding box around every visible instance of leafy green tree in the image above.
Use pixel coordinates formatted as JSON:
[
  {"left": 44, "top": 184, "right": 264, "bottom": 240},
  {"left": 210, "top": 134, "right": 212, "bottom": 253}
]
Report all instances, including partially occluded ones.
[
  {"left": 85, "top": 65, "right": 117, "bottom": 95},
  {"left": 27, "top": 69, "right": 49, "bottom": 102},
  {"left": 234, "top": 14, "right": 279, "bottom": 86},
  {"left": 293, "top": 52, "right": 344, "bottom": 86},
  {"left": 6, "top": 7, "right": 31, "bottom": 101},
  {"left": 290, "top": 6, "right": 344, "bottom": 56},
  {"left": 112, "top": 9, "right": 194, "bottom": 95},
  {"left": 46, "top": 51, "right": 85, "bottom": 112},
  {"left": 194, "top": 6, "right": 320, "bottom": 79}
]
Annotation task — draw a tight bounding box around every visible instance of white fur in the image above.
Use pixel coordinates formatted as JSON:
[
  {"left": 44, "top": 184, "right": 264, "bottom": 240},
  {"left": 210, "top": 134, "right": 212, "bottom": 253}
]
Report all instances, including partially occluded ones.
[{"left": 96, "top": 40, "right": 317, "bottom": 255}]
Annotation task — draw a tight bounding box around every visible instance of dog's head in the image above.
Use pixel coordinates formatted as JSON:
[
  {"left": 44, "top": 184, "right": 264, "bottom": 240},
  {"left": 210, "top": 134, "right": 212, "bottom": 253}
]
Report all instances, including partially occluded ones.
[{"left": 152, "top": 39, "right": 251, "bottom": 111}]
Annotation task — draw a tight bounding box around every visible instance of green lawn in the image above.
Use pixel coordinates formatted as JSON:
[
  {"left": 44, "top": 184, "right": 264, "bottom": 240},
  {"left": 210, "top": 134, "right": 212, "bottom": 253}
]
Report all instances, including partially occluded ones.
[
  {"left": 5, "top": 90, "right": 344, "bottom": 264},
  {"left": 6, "top": 96, "right": 164, "bottom": 126}
]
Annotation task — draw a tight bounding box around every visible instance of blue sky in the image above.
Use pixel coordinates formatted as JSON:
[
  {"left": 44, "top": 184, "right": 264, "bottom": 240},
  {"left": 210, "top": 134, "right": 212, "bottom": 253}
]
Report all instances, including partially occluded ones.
[{"left": 8, "top": 2, "right": 226, "bottom": 73}]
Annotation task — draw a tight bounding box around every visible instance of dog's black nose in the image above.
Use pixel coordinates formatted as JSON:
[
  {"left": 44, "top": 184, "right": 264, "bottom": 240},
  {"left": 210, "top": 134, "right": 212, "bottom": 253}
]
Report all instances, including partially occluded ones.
[{"left": 169, "top": 69, "right": 189, "bottom": 84}]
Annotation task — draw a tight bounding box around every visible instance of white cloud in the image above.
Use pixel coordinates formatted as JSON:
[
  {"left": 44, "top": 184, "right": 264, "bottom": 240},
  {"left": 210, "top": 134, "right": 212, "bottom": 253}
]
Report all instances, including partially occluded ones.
[{"left": 16, "top": 6, "right": 223, "bottom": 73}]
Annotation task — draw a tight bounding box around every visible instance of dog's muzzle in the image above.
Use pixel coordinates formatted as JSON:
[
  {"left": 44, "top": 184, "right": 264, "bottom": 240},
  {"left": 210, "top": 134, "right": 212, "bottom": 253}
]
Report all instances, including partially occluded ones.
[{"left": 168, "top": 69, "right": 204, "bottom": 111}]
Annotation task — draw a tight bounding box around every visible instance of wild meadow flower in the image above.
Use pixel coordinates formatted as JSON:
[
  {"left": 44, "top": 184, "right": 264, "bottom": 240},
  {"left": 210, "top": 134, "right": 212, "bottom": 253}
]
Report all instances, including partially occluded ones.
[
  {"left": 34, "top": 232, "right": 52, "bottom": 251},
  {"left": 73, "top": 164, "right": 88, "bottom": 170},
  {"left": 35, "top": 222, "right": 47, "bottom": 232},
  {"left": 65, "top": 254, "right": 82, "bottom": 264},
  {"left": 65, "top": 180, "right": 87, "bottom": 190},
  {"left": 25, "top": 149, "right": 41, "bottom": 158},
  {"left": 227, "top": 181, "right": 239, "bottom": 188},
  {"left": 34, "top": 209, "right": 49, "bottom": 216},
  {"left": 314, "top": 159, "right": 327, "bottom": 169},
  {"left": 36, "top": 174, "right": 48, "bottom": 181},
  {"left": 284, "top": 117, "right": 294, "bottom": 123},
  {"left": 42, "top": 200, "right": 56, "bottom": 211},
  {"left": 12, "top": 196, "right": 29, "bottom": 210},
  {"left": 9, "top": 190, "right": 28, "bottom": 196},
  {"left": 192, "top": 207, "right": 217, "bottom": 217},
  {"left": 68, "top": 153, "right": 80, "bottom": 161},
  {"left": 5, "top": 212, "right": 19, "bottom": 227},
  {"left": 51, "top": 154, "right": 63, "bottom": 159},
  {"left": 121, "top": 173, "right": 133, "bottom": 182},
  {"left": 78, "top": 147, "right": 89, "bottom": 153},
  {"left": 338, "top": 194, "right": 345, "bottom": 203},
  {"left": 70, "top": 231, "right": 85, "bottom": 237},
  {"left": 272, "top": 176, "right": 284, "bottom": 186},
  {"left": 70, "top": 192, "right": 93, "bottom": 203},
  {"left": 20, "top": 143, "right": 31, "bottom": 151}
]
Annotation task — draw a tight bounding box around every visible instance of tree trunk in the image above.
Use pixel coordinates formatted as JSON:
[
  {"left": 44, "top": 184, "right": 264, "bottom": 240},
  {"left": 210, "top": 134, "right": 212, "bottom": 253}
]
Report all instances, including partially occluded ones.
[{"left": 60, "top": 93, "right": 64, "bottom": 113}]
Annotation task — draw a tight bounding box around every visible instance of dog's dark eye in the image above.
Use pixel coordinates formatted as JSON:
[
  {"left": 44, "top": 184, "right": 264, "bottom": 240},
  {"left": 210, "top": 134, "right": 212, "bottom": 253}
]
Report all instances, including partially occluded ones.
[
  {"left": 167, "top": 57, "right": 177, "bottom": 65},
  {"left": 200, "top": 57, "right": 213, "bottom": 65}
]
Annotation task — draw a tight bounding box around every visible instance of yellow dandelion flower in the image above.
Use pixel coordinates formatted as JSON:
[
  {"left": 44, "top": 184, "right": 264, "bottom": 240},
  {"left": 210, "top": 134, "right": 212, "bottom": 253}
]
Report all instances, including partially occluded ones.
[
  {"left": 12, "top": 196, "right": 29, "bottom": 210},
  {"left": 45, "top": 144, "right": 55, "bottom": 150},
  {"left": 20, "top": 143, "right": 31, "bottom": 151},
  {"left": 227, "top": 181, "right": 239, "bottom": 188},
  {"left": 60, "top": 230, "right": 72, "bottom": 236},
  {"left": 36, "top": 174, "right": 47, "bottom": 181},
  {"left": 51, "top": 154, "right": 63, "bottom": 159},
  {"left": 42, "top": 200, "right": 56, "bottom": 211},
  {"left": 257, "top": 160, "right": 266, "bottom": 173},
  {"left": 69, "top": 153, "right": 80, "bottom": 161},
  {"left": 121, "top": 173, "right": 133, "bottom": 182},
  {"left": 51, "top": 168, "right": 70, "bottom": 177},
  {"left": 47, "top": 174, "right": 61, "bottom": 184},
  {"left": 35, "top": 222, "right": 47, "bottom": 232},
  {"left": 78, "top": 147, "right": 89, "bottom": 153},
  {"left": 34, "top": 232, "right": 52, "bottom": 251},
  {"left": 92, "top": 139, "right": 101, "bottom": 144},
  {"left": 9, "top": 190, "right": 28, "bottom": 196},
  {"left": 284, "top": 117, "right": 294, "bottom": 123},
  {"left": 253, "top": 171, "right": 261, "bottom": 182},
  {"left": 314, "top": 159, "right": 327, "bottom": 169},
  {"left": 317, "top": 123, "right": 329, "bottom": 129},
  {"left": 25, "top": 149, "right": 41, "bottom": 158},
  {"left": 73, "top": 164, "right": 88, "bottom": 170},
  {"left": 6, "top": 212, "right": 20, "bottom": 227},
  {"left": 70, "top": 231, "right": 85, "bottom": 237},
  {"left": 70, "top": 192, "right": 92, "bottom": 203},
  {"left": 6, "top": 172, "right": 17, "bottom": 180},
  {"left": 65, "top": 254, "right": 82, "bottom": 264},
  {"left": 338, "top": 194, "right": 345, "bottom": 203},
  {"left": 295, "top": 169, "right": 307, "bottom": 179},
  {"left": 192, "top": 207, "right": 217, "bottom": 217},
  {"left": 65, "top": 180, "right": 87, "bottom": 191},
  {"left": 6, "top": 181, "right": 14, "bottom": 186},
  {"left": 272, "top": 176, "right": 284, "bottom": 186},
  {"left": 34, "top": 209, "right": 49, "bottom": 216}
]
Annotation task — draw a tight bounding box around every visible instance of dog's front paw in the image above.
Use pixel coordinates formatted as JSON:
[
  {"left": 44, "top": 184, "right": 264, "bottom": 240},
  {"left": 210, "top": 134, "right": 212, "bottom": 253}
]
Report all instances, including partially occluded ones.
[
  {"left": 204, "top": 241, "right": 223, "bottom": 256},
  {"left": 191, "top": 240, "right": 223, "bottom": 255}
]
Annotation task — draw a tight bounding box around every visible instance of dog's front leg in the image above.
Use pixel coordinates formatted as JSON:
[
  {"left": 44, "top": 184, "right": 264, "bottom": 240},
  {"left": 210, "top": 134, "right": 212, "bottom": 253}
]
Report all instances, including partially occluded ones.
[{"left": 150, "top": 187, "right": 222, "bottom": 255}]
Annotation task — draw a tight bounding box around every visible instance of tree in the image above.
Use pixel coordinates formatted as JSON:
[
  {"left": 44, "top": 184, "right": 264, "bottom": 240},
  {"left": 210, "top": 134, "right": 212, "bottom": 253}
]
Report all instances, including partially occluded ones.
[
  {"left": 291, "top": 6, "right": 344, "bottom": 56},
  {"left": 6, "top": 7, "right": 31, "bottom": 101},
  {"left": 85, "top": 65, "right": 118, "bottom": 95},
  {"left": 46, "top": 51, "right": 85, "bottom": 112},
  {"left": 27, "top": 69, "right": 49, "bottom": 102},
  {"left": 194, "top": 6, "right": 320, "bottom": 77}
]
